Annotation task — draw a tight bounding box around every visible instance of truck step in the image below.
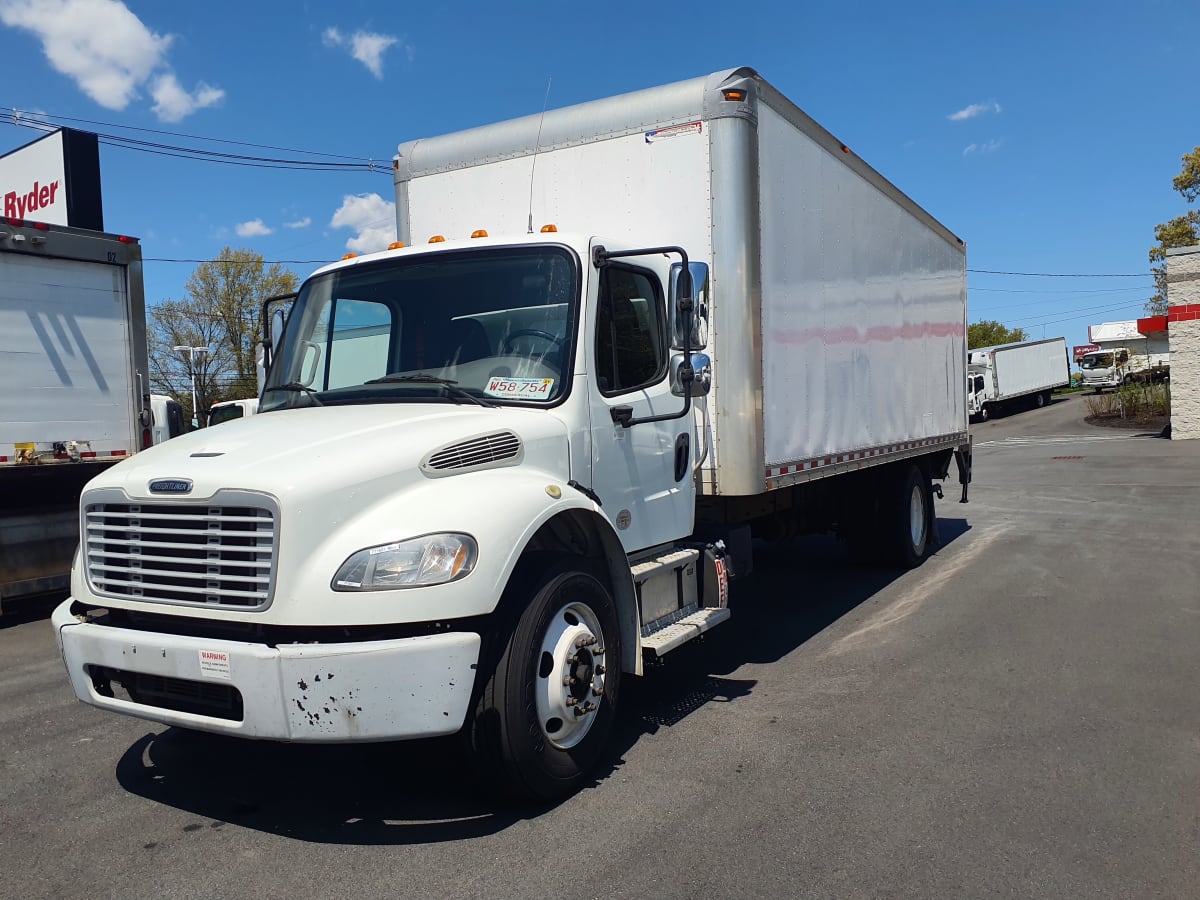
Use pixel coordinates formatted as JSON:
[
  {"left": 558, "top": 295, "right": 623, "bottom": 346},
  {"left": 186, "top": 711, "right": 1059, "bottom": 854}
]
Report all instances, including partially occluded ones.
[
  {"left": 630, "top": 548, "right": 699, "bottom": 584},
  {"left": 641, "top": 607, "right": 731, "bottom": 657}
]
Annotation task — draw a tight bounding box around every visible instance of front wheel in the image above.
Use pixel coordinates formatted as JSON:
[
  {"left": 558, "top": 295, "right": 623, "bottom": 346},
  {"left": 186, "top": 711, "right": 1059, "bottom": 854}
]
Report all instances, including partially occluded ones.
[
  {"left": 467, "top": 560, "right": 621, "bottom": 802},
  {"left": 978, "top": 404, "right": 990, "bottom": 422}
]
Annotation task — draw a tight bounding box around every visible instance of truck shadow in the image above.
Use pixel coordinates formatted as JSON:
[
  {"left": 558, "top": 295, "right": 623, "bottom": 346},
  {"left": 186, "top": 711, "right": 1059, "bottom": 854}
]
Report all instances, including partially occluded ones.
[{"left": 113, "top": 517, "right": 969, "bottom": 844}]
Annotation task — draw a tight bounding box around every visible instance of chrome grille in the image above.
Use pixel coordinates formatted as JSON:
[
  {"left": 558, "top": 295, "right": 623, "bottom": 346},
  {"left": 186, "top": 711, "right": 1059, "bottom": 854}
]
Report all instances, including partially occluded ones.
[
  {"left": 424, "top": 431, "right": 522, "bottom": 472},
  {"left": 84, "top": 499, "right": 276, "bottom": 609}
]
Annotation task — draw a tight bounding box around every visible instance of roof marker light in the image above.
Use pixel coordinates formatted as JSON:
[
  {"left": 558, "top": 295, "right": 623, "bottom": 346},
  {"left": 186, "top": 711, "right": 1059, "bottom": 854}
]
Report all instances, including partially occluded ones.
[
  {"left": 540, "top": 224, "right": 558, "bottom": 233},
  {"left": 387, "top": 241, "right": 406, "bottom": 250},
  {"left": 342, "top": 253, "right": 358, "bottom": 260},
  {"left": 471, "top": 229, "right": 488, "bottom": 238},
  {"left": 117, "top": 234, "right": 136, "bottom": 243},
  {"left": 722, "top": 89, "right": 747, "bottom": 102},
  {"left": 429, "top": 235, "right": 446, "bottom": 243}
]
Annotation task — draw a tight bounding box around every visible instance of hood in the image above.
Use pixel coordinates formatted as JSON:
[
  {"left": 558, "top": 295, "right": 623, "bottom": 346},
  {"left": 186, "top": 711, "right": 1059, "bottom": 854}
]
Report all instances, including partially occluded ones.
[{"left": 92, "top": 404, "right": 572, "bottom": 506}]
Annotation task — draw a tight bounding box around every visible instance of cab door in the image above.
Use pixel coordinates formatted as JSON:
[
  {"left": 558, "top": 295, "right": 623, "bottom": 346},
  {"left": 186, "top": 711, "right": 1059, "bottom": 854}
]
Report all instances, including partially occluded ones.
[{"left": 586, "top": 256, "right": 695, "bottom": 553}]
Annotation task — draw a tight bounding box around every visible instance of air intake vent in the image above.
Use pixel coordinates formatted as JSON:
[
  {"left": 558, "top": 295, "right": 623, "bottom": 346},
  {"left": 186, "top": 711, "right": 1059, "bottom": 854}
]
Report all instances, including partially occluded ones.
[{"left": 423, "top": 431, "right": 522, "bottom": 475}]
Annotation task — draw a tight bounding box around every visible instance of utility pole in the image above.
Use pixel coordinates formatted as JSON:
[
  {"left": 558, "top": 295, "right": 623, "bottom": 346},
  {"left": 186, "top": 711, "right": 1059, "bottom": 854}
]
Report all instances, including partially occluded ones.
[{"left": 172, "top": 345, "right": 210, "bottom": 428}]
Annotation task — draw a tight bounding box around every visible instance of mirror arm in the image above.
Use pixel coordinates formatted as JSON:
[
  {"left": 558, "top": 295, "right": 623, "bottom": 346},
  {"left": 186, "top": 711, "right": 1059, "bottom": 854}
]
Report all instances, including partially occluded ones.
[{"left": 597, "top": 245, "right": 696, "bottom": 429}]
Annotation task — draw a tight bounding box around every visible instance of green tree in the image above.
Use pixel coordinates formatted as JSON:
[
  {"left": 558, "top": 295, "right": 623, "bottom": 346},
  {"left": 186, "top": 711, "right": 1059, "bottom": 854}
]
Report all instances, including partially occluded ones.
[
  {"left": 1147, "top": 147, "right": 1200, "bottom": 316},
  {"left": 968, "top": 320, "right": 1028, "bottom": 349},
  {"left": 149, "top": 248, "right": 298, "bottom": 425}
]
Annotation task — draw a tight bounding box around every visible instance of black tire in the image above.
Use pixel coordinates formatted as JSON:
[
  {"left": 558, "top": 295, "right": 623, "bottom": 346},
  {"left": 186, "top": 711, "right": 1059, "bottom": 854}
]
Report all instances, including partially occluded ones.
[
  {"left": 1034, "top": 391, "right": 1046, "bottom": 409},
  {"left": 887, "top": 463, "right": 931, "bottom": 569},
  {"left": 978, "top": 404, "right": 990, "bottom": 422},
  {"left": 467, "top": 559, "right": 621, "bottom": 803}
]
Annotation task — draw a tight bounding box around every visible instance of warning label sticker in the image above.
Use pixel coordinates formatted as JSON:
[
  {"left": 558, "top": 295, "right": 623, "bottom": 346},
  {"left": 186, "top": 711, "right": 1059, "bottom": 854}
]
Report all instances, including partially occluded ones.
[
  {"left": 198, "top": 649, "right": 231, "bottom": 680},
  {"left": 645, "top": 122, "right": 702, "bottom": 143}
]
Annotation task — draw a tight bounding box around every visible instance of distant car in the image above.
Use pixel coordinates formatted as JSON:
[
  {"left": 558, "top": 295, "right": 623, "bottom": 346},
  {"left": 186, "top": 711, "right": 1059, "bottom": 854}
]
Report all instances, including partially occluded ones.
[{"left": 208, "top": 398, "right": 259, "bottom": 427}]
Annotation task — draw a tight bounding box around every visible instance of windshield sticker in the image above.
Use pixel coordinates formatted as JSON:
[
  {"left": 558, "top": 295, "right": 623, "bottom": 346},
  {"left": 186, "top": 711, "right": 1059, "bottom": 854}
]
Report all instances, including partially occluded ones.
[{"left": 484, "top": 377, "right": 554, "bottom": 398}]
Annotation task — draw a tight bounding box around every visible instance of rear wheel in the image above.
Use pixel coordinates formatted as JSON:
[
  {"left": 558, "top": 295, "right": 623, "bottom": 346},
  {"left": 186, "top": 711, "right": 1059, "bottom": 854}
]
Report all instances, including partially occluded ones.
[
  {"left": 978, "top": 403, "right": 990, "bottom": 422},
  {"left": 467, "top": 560, "right": 621, "bottom": 802},
  {"left": 1034, "top": 391, "right": 1046, "bottom": 408},
  {"left": 888, "top": 463, "right": 930, "bottom": 569}
]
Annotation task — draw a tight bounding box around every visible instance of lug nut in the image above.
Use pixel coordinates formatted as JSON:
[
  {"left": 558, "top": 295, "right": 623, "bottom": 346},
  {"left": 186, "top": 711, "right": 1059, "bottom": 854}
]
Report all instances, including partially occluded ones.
[
  {"left": 592, "top": 687, "right": 603, "bottom": 697},
  {"left": 566, "top": 697, "right": 578, "bottom": 706},
  {"left": 595, "top": 665, "right": 605, "bottom": 675}
]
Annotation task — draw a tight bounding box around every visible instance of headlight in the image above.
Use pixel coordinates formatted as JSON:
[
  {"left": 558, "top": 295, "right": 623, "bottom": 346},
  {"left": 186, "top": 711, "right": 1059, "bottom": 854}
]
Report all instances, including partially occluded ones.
[{"left": 331, "top": 533, "right": 477, "bottom": 591}]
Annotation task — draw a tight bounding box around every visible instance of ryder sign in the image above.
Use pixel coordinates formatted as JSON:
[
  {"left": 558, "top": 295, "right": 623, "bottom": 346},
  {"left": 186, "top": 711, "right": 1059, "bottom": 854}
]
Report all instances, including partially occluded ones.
[{"left": 0, "top": 128, "right": 103, "bottom": 230}]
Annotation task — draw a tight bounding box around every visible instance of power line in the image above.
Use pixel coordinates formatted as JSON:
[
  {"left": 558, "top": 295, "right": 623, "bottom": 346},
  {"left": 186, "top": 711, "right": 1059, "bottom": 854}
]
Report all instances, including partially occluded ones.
[
  {"left": 969, "top": 268, "right": 1149, "bottom": 278},
  {"left": 2, "top": 105, "right": 373, "bottom": 161},
  {"left": 2, "top": 112, "right": 388, "bottom": 174}
]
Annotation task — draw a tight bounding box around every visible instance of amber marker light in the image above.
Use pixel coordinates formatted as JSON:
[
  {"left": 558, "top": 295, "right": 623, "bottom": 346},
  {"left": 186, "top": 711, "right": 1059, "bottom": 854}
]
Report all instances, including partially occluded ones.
[
  {"left": 387, "top": 241, "right": 406, "bottom": 250},
  {"left": 341, "top": 253, "right": 358, "bottom": 260},
  {"left": 722, "top": 89, "right": 747, "bottom": 101},
  {"left": 471, "top": 229, "right": 489, "bottom": 238},
  {"left": 540, "top": 224, "right": 558, "bottom": 233},
  {"left": 428, "top": 235, "right": 446, "bottom": 243}
]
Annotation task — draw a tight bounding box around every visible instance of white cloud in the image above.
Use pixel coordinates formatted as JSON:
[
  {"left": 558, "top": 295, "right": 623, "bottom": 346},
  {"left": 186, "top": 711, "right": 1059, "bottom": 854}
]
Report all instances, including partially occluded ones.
[
  {"left": 284, "top": 217, "right": 312, "bottom": 229},
  {"left": 323, "top": 25, "right": 404, "bottom": 78},
  {"left": 963, "top": 139, "right": 1003, "bottom": 156},
  {"left": 151, "top": 73, "right": 223, "bottom": 122},
  {"left": 235, "top": 218, "right": 273, "bottom": 237},
  {"left": 948, "top": 101, "right": 1002, "bottom": 122},
  {"left": 330, "top": 193, "right": 396, "bottom": 253},
  {"left": 0, "top": 0, "right": 222, "bottom": 121}
]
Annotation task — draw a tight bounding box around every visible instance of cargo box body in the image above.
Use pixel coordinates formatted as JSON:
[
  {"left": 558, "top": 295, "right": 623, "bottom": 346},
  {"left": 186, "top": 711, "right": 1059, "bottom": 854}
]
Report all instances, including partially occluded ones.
[
  {"left": 0, "top": 222, "right": 148, "bottom": 605},
  {"left": 969, "top": 337, "right": 1071, "bottom": 403},
  {"left": 395, "top": 67, "right": 967, "bottom": 496}
]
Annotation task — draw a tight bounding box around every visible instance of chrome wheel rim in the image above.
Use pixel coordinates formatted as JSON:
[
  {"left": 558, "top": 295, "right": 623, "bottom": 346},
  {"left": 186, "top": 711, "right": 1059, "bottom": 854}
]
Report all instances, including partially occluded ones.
[{"left": 534, "top": 600, "right": 607, "bottom": 750}]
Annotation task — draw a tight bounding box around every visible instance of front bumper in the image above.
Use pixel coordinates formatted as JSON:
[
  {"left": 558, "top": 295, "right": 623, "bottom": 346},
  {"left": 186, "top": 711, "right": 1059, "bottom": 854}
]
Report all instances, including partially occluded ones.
[{"left": 52, "top": 600, "right": 481, "bottom": 742}]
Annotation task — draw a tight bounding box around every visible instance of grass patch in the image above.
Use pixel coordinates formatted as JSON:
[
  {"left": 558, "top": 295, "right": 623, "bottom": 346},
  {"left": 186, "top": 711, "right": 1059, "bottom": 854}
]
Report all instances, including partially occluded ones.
[{"left": 1084, "top": 383, "right": 1170, "bottom": 425}]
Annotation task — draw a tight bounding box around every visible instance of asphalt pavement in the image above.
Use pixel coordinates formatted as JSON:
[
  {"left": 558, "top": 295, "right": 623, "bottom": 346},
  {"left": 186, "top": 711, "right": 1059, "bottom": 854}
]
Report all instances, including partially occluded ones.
[{"left": 2, "top": 392, "right": 1197, "bottom": 898}]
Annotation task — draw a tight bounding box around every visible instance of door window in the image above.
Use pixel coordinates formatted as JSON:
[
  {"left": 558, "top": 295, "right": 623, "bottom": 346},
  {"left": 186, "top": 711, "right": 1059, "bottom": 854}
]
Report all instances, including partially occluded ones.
[{"left": 595, "top": 265, "right": 666, "bottom": 396}]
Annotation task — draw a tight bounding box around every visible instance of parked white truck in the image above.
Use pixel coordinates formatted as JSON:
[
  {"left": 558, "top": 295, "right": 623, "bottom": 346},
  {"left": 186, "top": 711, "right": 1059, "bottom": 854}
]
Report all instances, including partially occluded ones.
[
  {"left": 1079, "top": 321, "right": 1169, "bottom": 390},
  {"left": 966, "top": 337, "right": 1071, "bottom": 421},
  {"left": 52, "top": 68, "right": 971, "bottom": 799},
  {"left": 208, "top": 397, "right": 259, "bottom": 427},
  {"left": 1, "top": 220, "right": 149, "bottom": 611}
]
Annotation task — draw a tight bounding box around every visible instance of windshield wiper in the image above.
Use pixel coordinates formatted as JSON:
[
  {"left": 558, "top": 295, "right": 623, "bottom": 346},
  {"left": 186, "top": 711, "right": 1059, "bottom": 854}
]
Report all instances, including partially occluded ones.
[
  {"left": 262, "top": 382, "right": 324, "bottom": 405},
  {"left": 364, "top": 373, "right": 497, "bottom": 408}
]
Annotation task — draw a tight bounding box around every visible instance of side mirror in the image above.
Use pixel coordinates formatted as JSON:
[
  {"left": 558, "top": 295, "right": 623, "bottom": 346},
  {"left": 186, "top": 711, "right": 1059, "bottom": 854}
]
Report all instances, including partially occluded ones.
[
  {"left": 669, "top": 261, "right": 709, "bottom": 350},
  {"left": 671, "top": 352, "right": 712, "bottom": 397}
]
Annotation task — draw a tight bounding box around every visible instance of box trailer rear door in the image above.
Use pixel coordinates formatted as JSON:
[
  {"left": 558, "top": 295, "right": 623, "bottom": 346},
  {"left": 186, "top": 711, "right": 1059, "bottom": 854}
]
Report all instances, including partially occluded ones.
[{"left": 0, "top": 252, "right": 138, "bottom": 459}]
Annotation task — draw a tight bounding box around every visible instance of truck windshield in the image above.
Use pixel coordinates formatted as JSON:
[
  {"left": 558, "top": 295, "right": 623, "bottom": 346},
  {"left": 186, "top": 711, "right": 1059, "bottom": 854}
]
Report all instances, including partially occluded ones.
[
  {"left": 1080, "top": 353, "right": 1113, "bottom": 370},
  {"left": 261, "top": 246, "right": 579, "bottom": 411}
]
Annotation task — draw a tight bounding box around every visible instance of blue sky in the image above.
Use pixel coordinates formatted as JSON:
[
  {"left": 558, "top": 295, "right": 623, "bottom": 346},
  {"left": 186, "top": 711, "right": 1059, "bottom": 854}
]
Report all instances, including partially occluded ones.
[{"left": 1, "top": 0, "right": 1197, "bottom": 357}]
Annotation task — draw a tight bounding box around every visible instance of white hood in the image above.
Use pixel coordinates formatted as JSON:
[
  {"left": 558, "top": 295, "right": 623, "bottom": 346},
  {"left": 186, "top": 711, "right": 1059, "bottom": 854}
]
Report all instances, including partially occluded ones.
[{"left": 91, "top": 404, "right": 572, "bottom": 506}]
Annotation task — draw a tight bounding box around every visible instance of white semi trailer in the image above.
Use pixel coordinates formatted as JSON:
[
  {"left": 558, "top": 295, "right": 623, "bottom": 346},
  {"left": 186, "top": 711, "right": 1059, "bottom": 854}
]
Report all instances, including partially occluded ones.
[
  {"left": 967, "top": 337, "right": 1071, "bottom": 421},
  {"left": 53, "top": 67, "right": 971, "bottom": 800},
  {"left": 1, "top": 220, "right": 149, "bottom": 611}
]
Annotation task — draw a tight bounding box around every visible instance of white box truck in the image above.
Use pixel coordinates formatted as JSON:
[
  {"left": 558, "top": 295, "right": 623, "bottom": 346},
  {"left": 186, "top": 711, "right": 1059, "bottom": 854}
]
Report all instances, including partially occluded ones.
[
  {"left": 1079, "top": 321, "right": 1169, "bottom": 391},
  {"left": 966, "top": 337, "right": 1071, "bottom": 421},
  {"left": 53, "top": 67, "right": 970, "bottom": 800},
  {"left": 1, "top": 220, "right": 149, "bottom": 611}
]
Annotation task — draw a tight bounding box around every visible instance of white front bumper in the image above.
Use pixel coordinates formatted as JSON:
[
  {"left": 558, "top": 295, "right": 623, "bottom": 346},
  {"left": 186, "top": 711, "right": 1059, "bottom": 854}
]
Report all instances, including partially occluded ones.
[{"left": 52, "top": 600, "right": 481, "bottom": 742}]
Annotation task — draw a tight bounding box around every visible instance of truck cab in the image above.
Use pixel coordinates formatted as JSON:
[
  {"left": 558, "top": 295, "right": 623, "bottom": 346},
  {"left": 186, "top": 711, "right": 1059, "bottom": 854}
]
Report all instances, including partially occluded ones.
[
  {"left": 208, "top": 398, "right": 260, "bottom": 427},
  {"left": 54, "top": 232, "right": 716, "bottom": 800},
  {"left": 1079, "top": 348, "right": 1126, "bottom": 390}
]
